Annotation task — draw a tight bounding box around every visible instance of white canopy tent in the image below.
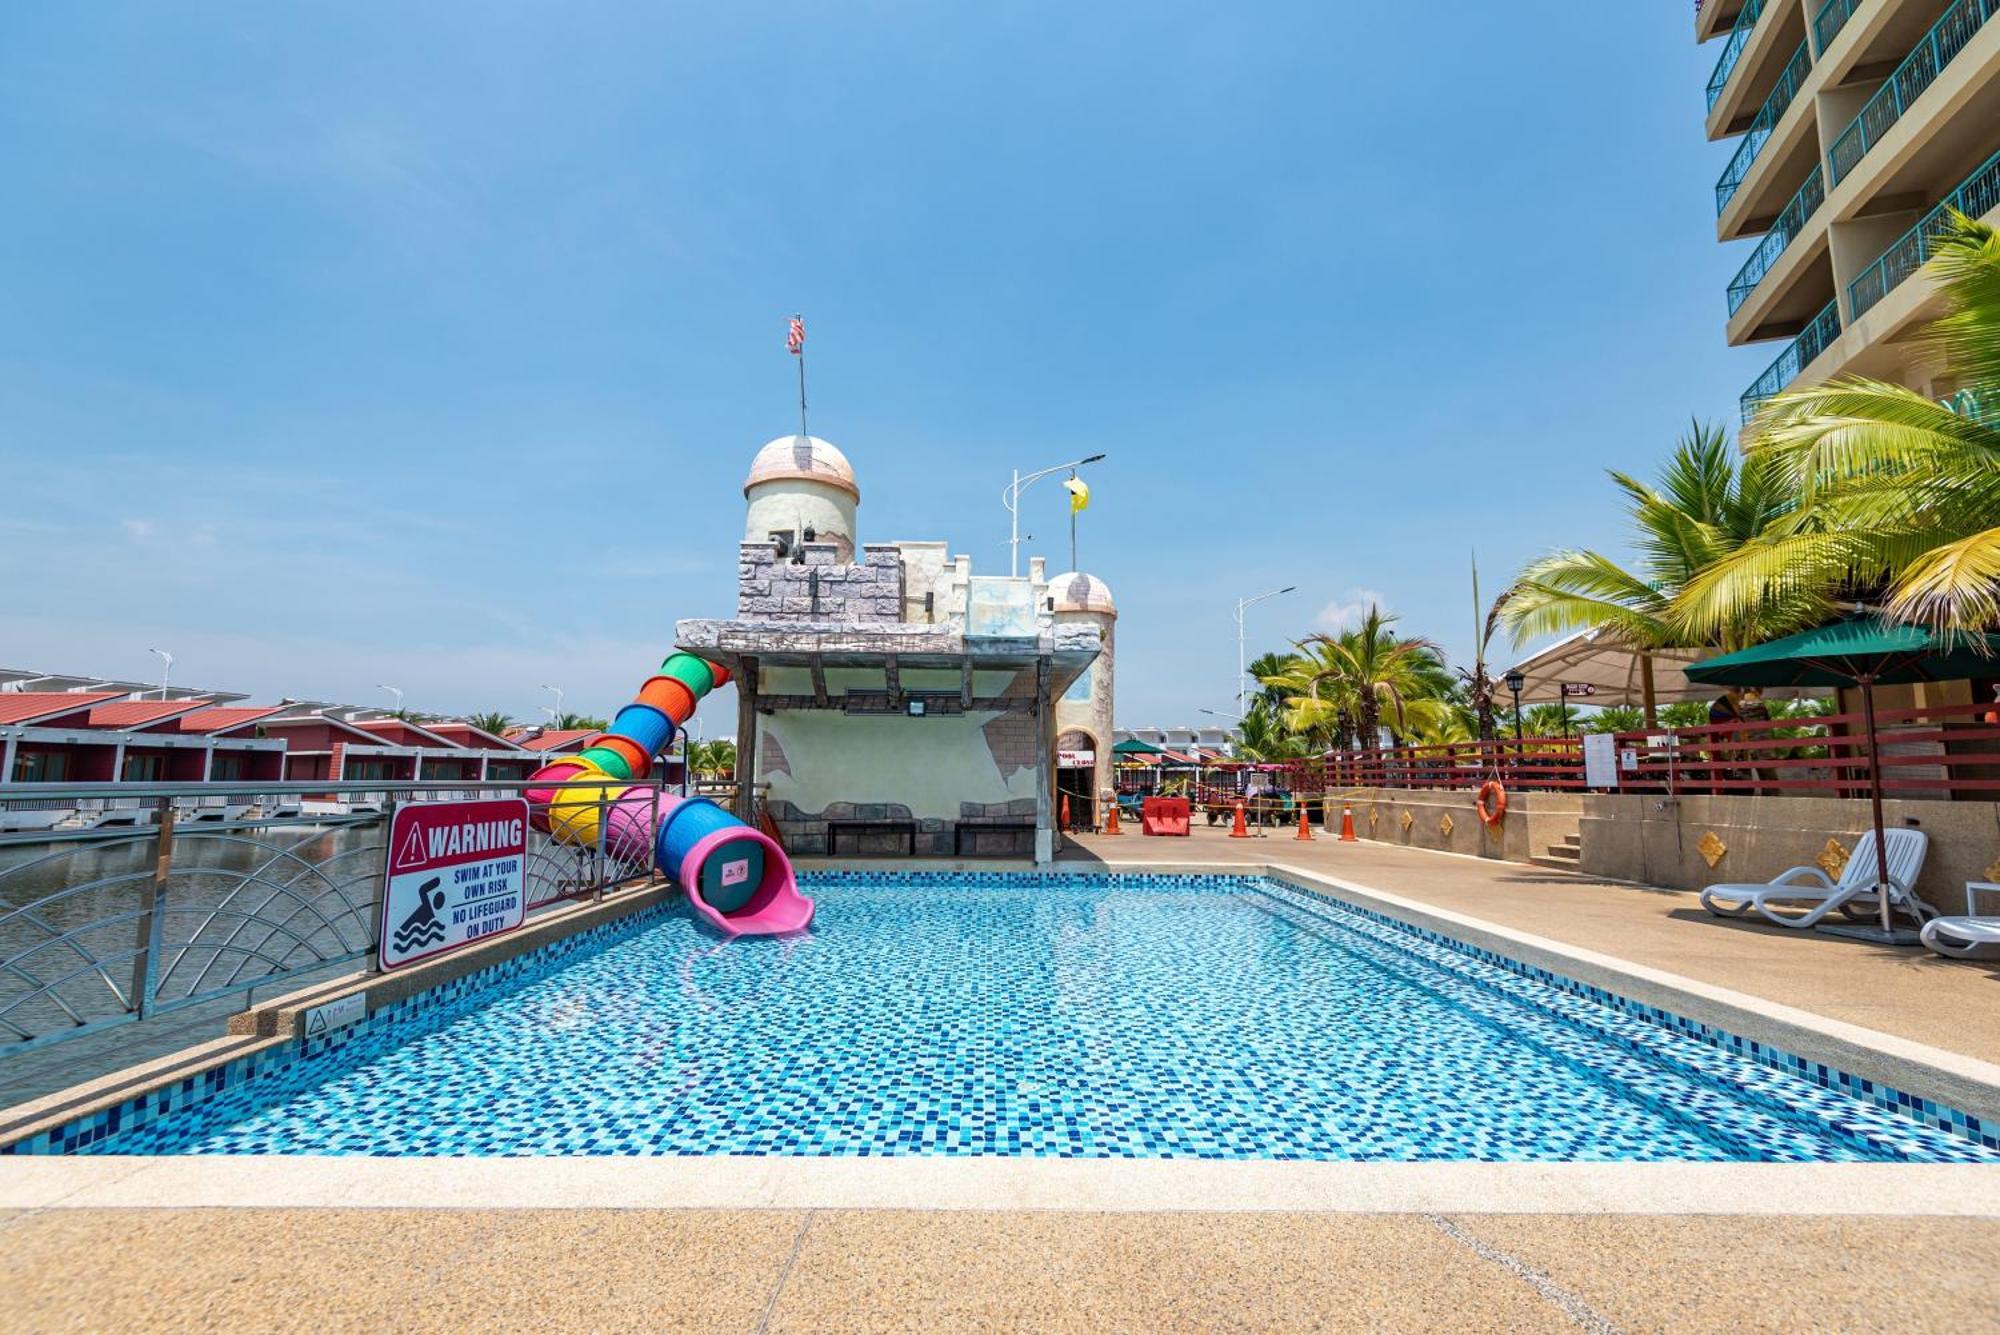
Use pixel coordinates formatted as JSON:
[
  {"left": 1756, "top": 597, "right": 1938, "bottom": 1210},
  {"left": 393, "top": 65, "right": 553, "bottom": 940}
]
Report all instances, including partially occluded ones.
[{"left": 1502, "top": 628, "right": 1722, "bottom": 719}]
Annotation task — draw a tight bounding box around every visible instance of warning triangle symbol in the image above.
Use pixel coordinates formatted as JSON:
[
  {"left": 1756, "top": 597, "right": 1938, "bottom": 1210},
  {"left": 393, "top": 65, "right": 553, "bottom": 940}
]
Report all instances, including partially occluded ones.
[
  {"left": 305, "top": 1011, "right": 327, "bottom": 1037},
  {"left": 394, "top": 823, "right": 428, "bottom": 870}
]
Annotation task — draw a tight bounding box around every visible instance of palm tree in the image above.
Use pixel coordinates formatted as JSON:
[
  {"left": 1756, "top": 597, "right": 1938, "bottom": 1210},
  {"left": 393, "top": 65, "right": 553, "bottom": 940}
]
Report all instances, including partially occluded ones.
[
  {"left": 1501, "top": 421, "right": 1808, "bottom": 658},
  {"left": 553, "top": 712, "right": 609, "bottom": 732},
  {"left": 1273, "top": 605, "right": 1454, "bottom": 750},
  {"left": 1244, "top": 651, "right": 1301, "bottom": 715},
  {"left": 1232, "top": 699, "right": 1308, "bottom": 762},
  {"left": 468, "top": 711, "right": 513, "bottom": 736},
  {"left": 1675, "top": 213, "right": 2000, "bottom": 638},
  {"left": 687, "top": 739, "right": 738, "bottom": 778}
]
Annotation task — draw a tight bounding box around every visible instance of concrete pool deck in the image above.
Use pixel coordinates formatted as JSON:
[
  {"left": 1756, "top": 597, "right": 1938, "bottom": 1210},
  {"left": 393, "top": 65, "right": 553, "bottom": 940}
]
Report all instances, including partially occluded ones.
[{"left": 2, "top": 1205, "right": 1996, "bottom": 1331}]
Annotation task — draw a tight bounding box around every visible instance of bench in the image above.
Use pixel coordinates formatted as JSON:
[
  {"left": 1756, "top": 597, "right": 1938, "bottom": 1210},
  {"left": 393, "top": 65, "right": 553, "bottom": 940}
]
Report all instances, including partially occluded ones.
[{"left": 827, "top": 819, "right": 917, "bottom": 857}]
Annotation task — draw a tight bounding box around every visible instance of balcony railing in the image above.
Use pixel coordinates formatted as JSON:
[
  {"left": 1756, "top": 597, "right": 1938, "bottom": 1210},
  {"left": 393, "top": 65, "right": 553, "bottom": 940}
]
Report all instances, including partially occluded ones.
[
  {"left": 1727, "top": 166, "right": 1826, "bottom": 314},
  {"left": 1828, "top": 0, "right": 2000, "bottom": 185},
  {"left": 1740, "top": 297, "right": 1840, "bottom": 419},
  {"left": 1813, "top": 0, "right": 1860, "bottom": 54},
  {"left": 1707, "top": 0, "right": 1769, "bottom": 109},
  {"left": 1942, "top": 386, "right": 1997, "bottom": 422},
  {"left": 1716, "top": 40, "right": 1813, "bottom": 213},
  {"left": 1848, "top": 147, "right": 2000, "bottom": 317}
]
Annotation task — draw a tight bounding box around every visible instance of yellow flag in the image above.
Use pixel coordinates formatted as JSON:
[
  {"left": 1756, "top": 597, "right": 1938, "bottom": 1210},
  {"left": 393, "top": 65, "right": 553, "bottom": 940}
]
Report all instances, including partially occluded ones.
[{"left": 1065, "top": 476, "right": 1090, "bottom": 513}]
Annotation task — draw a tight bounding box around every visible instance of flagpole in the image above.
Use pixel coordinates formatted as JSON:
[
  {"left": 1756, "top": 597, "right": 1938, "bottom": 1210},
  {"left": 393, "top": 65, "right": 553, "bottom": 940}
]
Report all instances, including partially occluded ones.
[
  {"left": 794, "top": 313, "right": 808, "bottom": 438},
  {"left": 1069, "top": 473, "right": 1078, "bottom": 571}
]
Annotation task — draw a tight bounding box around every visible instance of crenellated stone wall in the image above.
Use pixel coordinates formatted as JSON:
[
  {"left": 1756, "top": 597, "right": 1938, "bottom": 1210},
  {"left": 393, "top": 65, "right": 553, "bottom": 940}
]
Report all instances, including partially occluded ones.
[{"left": 737, "top": 540, "right": 907, "bottom": 623}]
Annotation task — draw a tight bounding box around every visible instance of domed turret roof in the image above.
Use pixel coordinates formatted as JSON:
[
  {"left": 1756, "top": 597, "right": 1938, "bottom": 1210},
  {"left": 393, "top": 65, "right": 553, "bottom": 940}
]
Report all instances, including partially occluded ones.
[
  {"left": 743, "top": 434, "right": 859, "bottom": 502},
  {"left": 1048, "top": 571, "right": 1116, "bottom": 616}
]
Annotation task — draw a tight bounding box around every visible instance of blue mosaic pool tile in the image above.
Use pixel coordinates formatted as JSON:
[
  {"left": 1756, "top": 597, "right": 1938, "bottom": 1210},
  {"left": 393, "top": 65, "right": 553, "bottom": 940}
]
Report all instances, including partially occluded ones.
[{"left": 10, "top": 872, "right": 1997, "bottom": 1162}]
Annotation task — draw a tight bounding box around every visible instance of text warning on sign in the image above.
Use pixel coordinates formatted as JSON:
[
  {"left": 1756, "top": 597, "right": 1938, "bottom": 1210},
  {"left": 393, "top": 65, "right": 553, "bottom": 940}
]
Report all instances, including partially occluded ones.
[{"left": 378, "top": 797, "right": 530, "bottom": 971}]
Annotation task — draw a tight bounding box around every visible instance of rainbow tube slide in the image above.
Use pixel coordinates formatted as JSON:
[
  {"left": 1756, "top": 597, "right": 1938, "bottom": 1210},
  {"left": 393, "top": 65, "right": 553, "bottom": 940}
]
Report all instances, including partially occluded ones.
[{"left": 524, "top": 653, "right": 813, "bottom": 937}]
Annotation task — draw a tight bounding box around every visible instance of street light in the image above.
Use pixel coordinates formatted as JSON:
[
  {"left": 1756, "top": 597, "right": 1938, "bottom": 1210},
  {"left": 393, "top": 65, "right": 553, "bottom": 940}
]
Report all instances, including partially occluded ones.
[
  {"left": 538, "top": 683, "right": 565, "bottom": 726},
  {"left": 148, "top": 648, "right": 173, "bottom": 700},
  {"left": 376, "top": 684, "right": 404, "bottom": 716},
  {"left": 1503, "top": 669, "right": 1526, "bottom": 744},
  {"left": 1234, "top": 586, "right": 1295, "bottom": 712},
  {"left": 1002, "top": 453, "right": 1106, "bottom": 577}
]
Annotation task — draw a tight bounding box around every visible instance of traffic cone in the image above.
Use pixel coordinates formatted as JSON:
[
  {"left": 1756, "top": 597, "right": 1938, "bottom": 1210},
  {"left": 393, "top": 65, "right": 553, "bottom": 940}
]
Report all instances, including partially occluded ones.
[
  {"left": 1061, "top": 794, "right": 1071, "bottom": 831},
  {"left": 1295, "top": 803, "right": 1315, "bottom": 841},
  {"left": 1338, "top": 802, "right": 1358, "bottom": 843},
  {"left": 1229, "top": 799, "right": 1250, "bottom": 838},
  {"left": 1102, "top": 799, "right": 1123, "bottom": 835}
]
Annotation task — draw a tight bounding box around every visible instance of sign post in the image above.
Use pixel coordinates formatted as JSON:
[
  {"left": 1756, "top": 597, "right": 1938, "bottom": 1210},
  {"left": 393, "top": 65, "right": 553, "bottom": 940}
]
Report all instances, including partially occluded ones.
[{"left": 378, "top": 797, "right": 530, "bottom": 971}]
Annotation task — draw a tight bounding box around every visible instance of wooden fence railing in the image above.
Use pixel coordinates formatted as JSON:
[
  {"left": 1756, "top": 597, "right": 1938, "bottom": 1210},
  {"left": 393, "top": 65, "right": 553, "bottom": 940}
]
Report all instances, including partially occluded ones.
[{"left": 1124, "top": 701, "right": 2000, "bottom": 803}]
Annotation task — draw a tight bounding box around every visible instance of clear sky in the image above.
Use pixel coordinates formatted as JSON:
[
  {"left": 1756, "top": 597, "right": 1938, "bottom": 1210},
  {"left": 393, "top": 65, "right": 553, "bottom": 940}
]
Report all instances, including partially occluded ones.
[{"left": 2, "top": 3, "right": 1759, "bottom": 730}]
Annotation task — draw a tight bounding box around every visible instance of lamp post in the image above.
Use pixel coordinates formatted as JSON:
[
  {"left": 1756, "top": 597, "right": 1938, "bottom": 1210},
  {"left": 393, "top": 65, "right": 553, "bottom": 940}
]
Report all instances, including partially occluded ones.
[
  {"left": 1504, "top": 669, "right": 1526, "bottom": 778},
  {"left": 1002, "top": 453, "right": 1106, "bottom": 577},
  {"left": 376, "top": 684, "right": 404, "bottom": 717},
  {"left": 1234, "top": 586, "right": 1295, "bottom": 712},
  {"left": 148, "top": 648, "right": 173, "bottom": 700},
  {"left": 539, "top": 683, "right": 564, "bottom": 727}
]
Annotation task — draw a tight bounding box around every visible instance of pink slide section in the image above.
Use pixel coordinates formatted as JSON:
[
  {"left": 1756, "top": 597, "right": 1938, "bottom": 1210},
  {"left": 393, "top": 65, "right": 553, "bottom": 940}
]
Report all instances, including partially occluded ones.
[{"left": 674, "top": 826, "right": 814, "bottom": 937}]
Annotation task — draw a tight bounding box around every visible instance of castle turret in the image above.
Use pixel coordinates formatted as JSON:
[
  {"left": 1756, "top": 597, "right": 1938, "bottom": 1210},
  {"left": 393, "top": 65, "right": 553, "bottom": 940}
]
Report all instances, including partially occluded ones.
[
  {"left": 1048, "top": 571, "right": 1117, "bottom": 828},
  {"left": 743, "top": 434, "right": 860, "bottom": 563}
]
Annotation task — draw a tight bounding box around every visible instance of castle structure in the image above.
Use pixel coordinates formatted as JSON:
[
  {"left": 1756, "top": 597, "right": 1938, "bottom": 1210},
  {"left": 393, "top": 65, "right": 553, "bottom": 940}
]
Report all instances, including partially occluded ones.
[{"left": 676, "top": 434, "right": 1112, "bottom": 863}]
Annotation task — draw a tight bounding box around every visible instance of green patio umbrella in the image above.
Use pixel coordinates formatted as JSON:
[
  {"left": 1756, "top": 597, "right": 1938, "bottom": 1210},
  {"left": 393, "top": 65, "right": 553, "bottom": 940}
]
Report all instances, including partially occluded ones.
[{"left": 1686, "top": 618, "right": 2000, "bottom": 938}]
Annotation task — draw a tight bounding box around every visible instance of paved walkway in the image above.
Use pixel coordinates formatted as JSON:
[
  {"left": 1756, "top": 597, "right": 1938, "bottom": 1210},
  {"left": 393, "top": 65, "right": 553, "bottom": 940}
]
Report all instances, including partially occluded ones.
[
  {"left": 3, "top": 1206, "right": 1995, "bottom": 1331},
  {"left": 1062, "top": 827, "right": 2000, "bottom": 1065}
]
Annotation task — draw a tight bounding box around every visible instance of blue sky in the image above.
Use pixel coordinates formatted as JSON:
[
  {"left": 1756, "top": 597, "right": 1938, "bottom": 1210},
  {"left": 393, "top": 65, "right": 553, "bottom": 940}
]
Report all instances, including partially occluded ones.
[{"left": 1, "top": 4, "right": 1757, "bottom": 730}]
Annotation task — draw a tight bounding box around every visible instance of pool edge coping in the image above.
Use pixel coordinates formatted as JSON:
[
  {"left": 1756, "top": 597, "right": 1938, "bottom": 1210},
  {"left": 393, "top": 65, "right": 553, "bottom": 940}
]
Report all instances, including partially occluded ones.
[{"left": 4, "top": 1155, "right": 1997, "bottom": 1216}]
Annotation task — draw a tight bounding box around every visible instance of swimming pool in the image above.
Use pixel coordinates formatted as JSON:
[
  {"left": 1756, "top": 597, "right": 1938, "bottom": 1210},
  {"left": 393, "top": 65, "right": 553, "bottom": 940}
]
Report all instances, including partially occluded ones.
[{"left": 61, "top": 873, "right": 2000, "bottom": 1160}]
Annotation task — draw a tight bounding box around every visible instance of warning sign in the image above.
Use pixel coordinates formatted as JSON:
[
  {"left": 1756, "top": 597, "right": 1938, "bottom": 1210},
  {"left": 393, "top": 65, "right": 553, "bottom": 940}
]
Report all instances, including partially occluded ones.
[{"left": 378, "top": 797, "right": 530, "bottom": 971}]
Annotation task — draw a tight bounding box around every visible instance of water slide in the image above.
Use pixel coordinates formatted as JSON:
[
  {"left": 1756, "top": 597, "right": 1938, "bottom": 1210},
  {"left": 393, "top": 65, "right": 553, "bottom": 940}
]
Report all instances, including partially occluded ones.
[{"left": 523, "top": 653, "right": 814, "bottom": 937}]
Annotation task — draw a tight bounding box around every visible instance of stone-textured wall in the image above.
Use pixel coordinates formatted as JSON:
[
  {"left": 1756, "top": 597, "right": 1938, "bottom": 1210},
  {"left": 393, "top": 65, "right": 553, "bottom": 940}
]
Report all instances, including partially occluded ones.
[
  {"left": 1341, "top": 788, "right": 1582, "bottom": 864},
  {"left": 770, "top": 796, "right": 1037, "bottom": 857},
  {"left": 737, "top": 541, "right": 906, "bottom": 623},
  {"left": 1579, "top": 793, "right": 2000, "bottom": 905}
]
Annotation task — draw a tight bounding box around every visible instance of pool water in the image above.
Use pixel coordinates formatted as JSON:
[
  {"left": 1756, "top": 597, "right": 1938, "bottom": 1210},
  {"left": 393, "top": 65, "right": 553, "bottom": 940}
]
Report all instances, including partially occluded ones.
[{"left": 90, "top": 874, "right": 1996, "bottom": 1160}]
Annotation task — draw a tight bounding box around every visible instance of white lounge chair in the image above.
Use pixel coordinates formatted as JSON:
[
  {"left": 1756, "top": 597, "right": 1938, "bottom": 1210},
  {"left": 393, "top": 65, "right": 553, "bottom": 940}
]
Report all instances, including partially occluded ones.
[
  {"left": 1700, "top": 827, "right": 1934, "bottom": 929},
  {"left": 1921, "top": 916, "right": 2000, "bottom": 959}
]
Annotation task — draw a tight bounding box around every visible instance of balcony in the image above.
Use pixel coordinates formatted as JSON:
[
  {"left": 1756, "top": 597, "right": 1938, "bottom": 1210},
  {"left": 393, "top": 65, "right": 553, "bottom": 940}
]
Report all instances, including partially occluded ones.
[
  {"left": 1726, "top": 167, "right": 1826, "bottom": 315},
  {"left": 1849, "top": 147, "right": 2000, "bottom": 318},
  {"left": 1740, "top": 298, "right": 1841, "bottom": 419},
  {"left": 1716, "top": 40, "right": 1813, "bottom": 213},
  {"left": 1707, "top": 0, "right": 1769, "bottom": 109},
  {"left": 1813, "top": 0, "right": 1861, "bottom": 56},
  {"left": 1828, "top": 0, "right": 2000, "bottom": 185}
]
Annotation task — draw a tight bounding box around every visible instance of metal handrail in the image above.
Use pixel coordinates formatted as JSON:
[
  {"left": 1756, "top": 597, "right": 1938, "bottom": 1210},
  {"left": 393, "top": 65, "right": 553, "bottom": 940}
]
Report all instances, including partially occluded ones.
[
  {"left": 1848, "top": 147, "right": 2000, "bottom": 317},
  {"left": 1740, "top": 297, "right": 1840, "bottom": 419},
  {"left": 1707, "top": 0, "right": 1769, "bottom": 109},
  {"left": 1813, "top": 0, "right": 1860, "bottom": 54},
  {"left": 1716, "top": 39, "right": 1813, "bottom": 213},
  {"left": 1828, "top": 0, "right": 1999, "bottom": 185},
  {"left": 1727, "top": 166, "right": 1826, "bottom": 314},
  {"left": 0, "top": 777, "right": 675, "bottom": 1056}
]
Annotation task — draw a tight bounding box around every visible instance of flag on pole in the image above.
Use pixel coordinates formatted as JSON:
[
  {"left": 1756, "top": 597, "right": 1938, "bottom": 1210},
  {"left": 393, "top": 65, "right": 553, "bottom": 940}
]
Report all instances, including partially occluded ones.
[
  {"left": 787, "top": 316, "right": 805, "bottom": 355},
  {"left": 1065, "top": 476, "right": 1090, "bottom": 513}
]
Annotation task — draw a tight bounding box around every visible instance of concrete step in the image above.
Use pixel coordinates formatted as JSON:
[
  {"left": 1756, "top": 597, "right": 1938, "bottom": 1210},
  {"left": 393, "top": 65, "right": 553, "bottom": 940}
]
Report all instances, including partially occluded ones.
[{"left": 1538, "top": 844, "right": 1582, "bottom": 865}]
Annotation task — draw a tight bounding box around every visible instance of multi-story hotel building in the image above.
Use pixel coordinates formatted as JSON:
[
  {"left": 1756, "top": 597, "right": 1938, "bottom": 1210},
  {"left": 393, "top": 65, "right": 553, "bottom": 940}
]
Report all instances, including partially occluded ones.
[{"left": 1697, "top": 0, "right": 1999, "bottom": 418}]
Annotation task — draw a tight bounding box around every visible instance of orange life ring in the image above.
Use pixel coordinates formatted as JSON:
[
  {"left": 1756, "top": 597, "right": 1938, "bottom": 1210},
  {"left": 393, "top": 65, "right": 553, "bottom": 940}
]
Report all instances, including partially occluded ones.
[{"left": 1475, "top": 780, "right": 1508, "bottom": 828}]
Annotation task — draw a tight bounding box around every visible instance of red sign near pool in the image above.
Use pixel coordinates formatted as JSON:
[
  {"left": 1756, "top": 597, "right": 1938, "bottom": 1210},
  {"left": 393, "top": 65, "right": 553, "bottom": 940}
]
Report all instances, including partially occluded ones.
[{"left": 378, "top": 797, "right": 530, "bottom": 971}]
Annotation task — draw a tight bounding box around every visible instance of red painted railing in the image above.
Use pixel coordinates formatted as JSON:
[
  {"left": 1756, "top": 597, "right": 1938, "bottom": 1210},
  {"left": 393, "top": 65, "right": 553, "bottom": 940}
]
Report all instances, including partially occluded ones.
[{"left": 1132, "top": 701, "right": 2000, "bottom": 802}]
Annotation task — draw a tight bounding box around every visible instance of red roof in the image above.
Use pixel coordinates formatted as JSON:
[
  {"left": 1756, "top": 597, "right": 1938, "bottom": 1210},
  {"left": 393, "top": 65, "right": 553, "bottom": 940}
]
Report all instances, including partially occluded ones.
[
  {"left": 518, "top": 729, "right": 595, "bottom": 752},
  {"left": 167, "top": 705, "right": 290, "bottom": 735},
  {"left": 83, "top": 698, "right": 213, "bottom": 728},
  {"left": 423, "top": 722, "right": 520, "bottom": 750},
  {"left": 0, "top": 691, "right": 126, "bottom": 726}
]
